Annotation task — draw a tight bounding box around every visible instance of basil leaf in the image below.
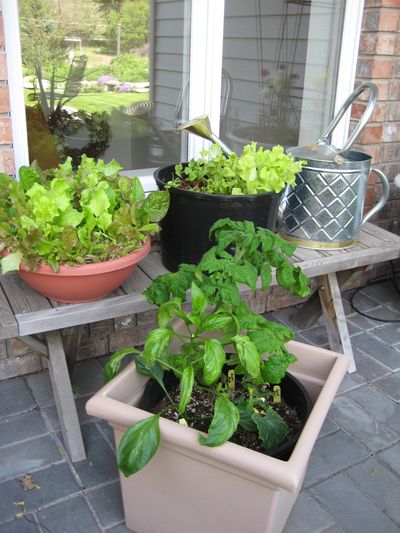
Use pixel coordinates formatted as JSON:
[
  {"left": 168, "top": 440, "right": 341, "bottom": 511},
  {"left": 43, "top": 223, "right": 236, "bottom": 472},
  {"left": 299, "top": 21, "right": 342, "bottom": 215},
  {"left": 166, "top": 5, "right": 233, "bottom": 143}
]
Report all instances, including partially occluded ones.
[
  {"left": 199, "top": 313, "right": 232, "bottom": 332},
  {"left": 103, "top": 347, "right": 139, "bottom": 383},
  {"left": 236, "top": 399, "right": 258, "bottom": 432},
  {"left": 157, "top": 300, "right": 181, "bottom": 327},
  {"left": 143, "top": 327, "right": 171, "bottom": 367},
  {"left": 191, "top": 282, "right": 208, "bottom": 314},
  {"left": 117, "top": 415, "right": 161, "bottom": 476},
  {"left": 252, "top": 407, "right": 288, "bottom": 450},
  {"left": 135, "top": 354, "right": 166, "bottom": 392},
  {"left": 203, "top": 339, "right": 226, "bottom": 385},
  {"left": 178, "top": 365, "right": 194, "bottom": 414},
  {"left": 199, "top": 396, "right": 240, "bottom": 447},
  {"left": 232, "top": 335, "right": 261, "bottom": 378},
  {"left": 129, "top": 177, "right": 145, "bottom": 202}
]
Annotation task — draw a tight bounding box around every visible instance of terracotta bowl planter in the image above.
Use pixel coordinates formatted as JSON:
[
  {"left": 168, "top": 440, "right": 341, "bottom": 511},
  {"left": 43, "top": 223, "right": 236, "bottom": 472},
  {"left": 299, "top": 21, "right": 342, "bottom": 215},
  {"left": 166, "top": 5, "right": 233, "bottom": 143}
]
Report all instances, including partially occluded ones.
[
  {"left": 86, "top": 340, "right": 349, "bottom": 533},
  {"left": 18, "top": 238, "right": 151, "bottom": 303}
]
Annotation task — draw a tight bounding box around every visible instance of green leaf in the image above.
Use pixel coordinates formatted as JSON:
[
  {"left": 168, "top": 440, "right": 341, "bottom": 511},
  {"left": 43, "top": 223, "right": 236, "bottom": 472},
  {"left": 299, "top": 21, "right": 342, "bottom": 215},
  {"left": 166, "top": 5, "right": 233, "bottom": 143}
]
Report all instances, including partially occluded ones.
[
  {"left": 135, "top": 355, "right": 166, "bottom": 393},
  {"left": 191, "top": 282, "right": 208, "bottom": 314},
  {"left": 1, "top": 251, "right": 23, "bottom": 274},
  {"left": 129, "top": 177, "right": 145, "bottom": 202},
  {"left": 252, "top": 407, "right": 288, "bottom": 450},
  {"left": 232, "top": 335, "right": 261, "bottom": 378},
  {"left": 261, "top": 349, "right": 297, "bottom": 384},
  {"left": 19, "top": 166, "right": 40, "bottom": 192},
  {"left": 260, "top": 264, "right": 272, "bottom": 290},
  {"left": 276, "top": 263, "right": 296, "bottom": 290},
  {"left": 199, "top": 312, "right": 232, "bottom": 332},
  {"left": 157, "top": 300, "right": 181, "bottom": 327},
  {"left": 143, "top": 191, "right": 170, "bottom": 222},
  {"left": 143, "top": 328, "right": 171, "bottom": 367},
  {"left": 199, "top": 396, "right": 240, "bottom": 447},
  {"left": 203, "top": 338, "right": 226, "bottom": 385},
  {"left": 117, "top": 415, "right": 161, "bottom": 476},
  {"left": 236, "top": 399, "right": 258, "bottom": 432},
  {"left": 88, "top": 189, "right": 110, "bottom": 217},
  {"left": 178, "top": 365, "right": 194, "bottom": 414},
  {"left": 103, "top": 348, "right": 139, "bottom": 383}
]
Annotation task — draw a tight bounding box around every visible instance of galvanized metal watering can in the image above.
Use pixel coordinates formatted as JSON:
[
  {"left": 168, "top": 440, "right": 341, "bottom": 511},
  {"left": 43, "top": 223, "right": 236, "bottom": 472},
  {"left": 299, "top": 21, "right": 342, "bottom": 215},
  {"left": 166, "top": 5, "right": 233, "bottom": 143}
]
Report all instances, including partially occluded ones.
[{"left": 279, "top": 82, "right": 390, "bottom": 249}]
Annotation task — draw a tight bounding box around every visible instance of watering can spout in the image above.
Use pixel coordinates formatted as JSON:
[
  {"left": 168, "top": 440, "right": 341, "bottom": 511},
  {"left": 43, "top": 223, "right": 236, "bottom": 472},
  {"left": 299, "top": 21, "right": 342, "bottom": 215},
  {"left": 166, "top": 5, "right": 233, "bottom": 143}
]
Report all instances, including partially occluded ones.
[{"left": 179, "top": 115, "right": 233, "bottom": 156}]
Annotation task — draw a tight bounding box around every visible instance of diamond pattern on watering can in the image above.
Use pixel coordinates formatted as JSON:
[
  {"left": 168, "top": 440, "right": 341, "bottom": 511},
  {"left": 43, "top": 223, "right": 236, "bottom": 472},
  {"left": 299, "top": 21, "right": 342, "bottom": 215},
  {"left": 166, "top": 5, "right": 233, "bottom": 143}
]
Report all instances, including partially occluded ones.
[{"left": 282, "top": 170, "right": 361, "bottom": 241}]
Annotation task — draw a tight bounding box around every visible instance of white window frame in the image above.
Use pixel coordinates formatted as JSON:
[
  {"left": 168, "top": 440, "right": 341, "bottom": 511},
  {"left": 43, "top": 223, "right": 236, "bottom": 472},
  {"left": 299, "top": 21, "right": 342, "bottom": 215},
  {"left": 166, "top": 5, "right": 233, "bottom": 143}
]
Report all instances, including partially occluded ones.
[{"left": 4, "top": 0, "right": 363, "bottom": 178}]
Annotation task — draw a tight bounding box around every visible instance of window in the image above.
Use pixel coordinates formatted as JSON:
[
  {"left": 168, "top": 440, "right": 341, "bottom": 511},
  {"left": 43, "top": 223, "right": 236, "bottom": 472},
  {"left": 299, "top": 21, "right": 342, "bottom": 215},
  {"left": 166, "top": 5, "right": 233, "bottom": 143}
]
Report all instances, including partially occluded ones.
[{"left": 5, "top": 0, "right": 363, "bottom": 176}]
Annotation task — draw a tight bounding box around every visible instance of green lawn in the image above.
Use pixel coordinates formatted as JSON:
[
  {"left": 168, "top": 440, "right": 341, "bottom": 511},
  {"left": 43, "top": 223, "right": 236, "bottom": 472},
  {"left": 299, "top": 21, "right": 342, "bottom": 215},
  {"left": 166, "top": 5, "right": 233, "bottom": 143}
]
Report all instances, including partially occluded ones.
[{"left": 25, "top": 90, "right": 149, "bottom": 114}]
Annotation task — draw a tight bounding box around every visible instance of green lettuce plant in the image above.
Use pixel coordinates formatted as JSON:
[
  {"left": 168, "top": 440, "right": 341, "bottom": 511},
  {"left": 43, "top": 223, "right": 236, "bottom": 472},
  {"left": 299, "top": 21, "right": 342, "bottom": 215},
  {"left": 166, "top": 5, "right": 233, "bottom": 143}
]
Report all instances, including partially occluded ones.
[
  {"left": 168, "top": 142, "right": 305, "bottom": 195},
  {"left": 104, "top": 218, "right": 310, "bottom": 476},
  {"left": 0, "top": 156, "right": 169, "bottom": 274}
]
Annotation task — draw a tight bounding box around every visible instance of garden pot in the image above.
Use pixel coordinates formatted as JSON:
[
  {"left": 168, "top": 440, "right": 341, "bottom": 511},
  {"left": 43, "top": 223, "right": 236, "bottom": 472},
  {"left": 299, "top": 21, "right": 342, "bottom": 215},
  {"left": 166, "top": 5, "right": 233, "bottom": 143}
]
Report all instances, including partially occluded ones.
[
  {"left": 154, "top": 164, "right": 280, "bottom": 271},
  {"left": 18, "top": 238, "right": 151, "bottom": 303},
  {"left": 86, "top": 340, "right": 349, "bottom": 533}
]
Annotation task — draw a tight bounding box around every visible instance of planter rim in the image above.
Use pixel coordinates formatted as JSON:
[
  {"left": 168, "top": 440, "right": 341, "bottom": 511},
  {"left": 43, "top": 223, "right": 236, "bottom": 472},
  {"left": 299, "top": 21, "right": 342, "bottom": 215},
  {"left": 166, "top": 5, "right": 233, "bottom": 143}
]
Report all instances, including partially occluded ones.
[
  {"left": 18, "top": 238, "right": 151, "bottom": 277},
  {"left": 86, "top": 340, "right": 349, "bottom": 492},
  {"left": 154, "top": 164, "right": 280, "bottom": 201}
]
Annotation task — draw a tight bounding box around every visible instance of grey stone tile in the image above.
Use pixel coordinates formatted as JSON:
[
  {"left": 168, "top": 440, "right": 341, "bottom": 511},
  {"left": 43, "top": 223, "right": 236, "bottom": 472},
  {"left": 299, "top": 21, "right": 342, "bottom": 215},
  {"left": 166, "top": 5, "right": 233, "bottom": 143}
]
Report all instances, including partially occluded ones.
[
  {"left": 374, "top": 371, "right": 400, "bottom": 402},
  {"left": 337, "top": 371, "right": 365, "bottom": 394},
  {"left": 347, "top": 384, "right": 400, "bottom": 433},
  {"left": 73, "top": 424, "right": 118, "bottom": 489},
  {"left": 42, "top": 396, "right": 93, "bottom": 431},
  {"left": 358, "top": 281, "right": 400, "bottom": 305},
  {"left": 329, "top": 396, "right": 398, "bottom": 452},
  {"left": 349, "top": 291, "right": 381, "bottom": 312},
  {"left": 0, "top": 517, "right": 39, "bottom": 532},
  {"left": 378, "top": 443, "right": 400, "bottom": 476},
  {"left": 87, "top": 482, "right": 124, "bottom": 528},
  {"left": 0, "top": 378, "right": 35, "bottom": 418},
  {"left": 71, "top": 359, "right": 105, "bottom": 398},
  {"left": 317, "top": 416, "right": 339, "bottom": 440},
  {"left": 0, "top": 464, "right": 79, "bottom": 523},
  {"left": 296, "top": 327, "right": 329, "bottom": 348},
  {"left": 283, "top": 491, "right": 335, "bottom": 533},
  {"left": 353, "top": 348, "right": 391, "bottom": 381},
  {"left": 351, "top": 306, "right": 400, "bottom": 322},
  {"left": 96, "top": 420, "right": 115, "bottom": 445},
  {"left": 346, "top": 457, "right": 400, "bottom": 526},
  {"left": 25, "top": 372, "right": 54, "bottom": 407},
  {"left": 347, "top": 315, "right": 381, "bottom": 331},
  {"left": 304, "top": 430, "right": 368, "bottom": 485},
  {"left": 351, "top": 333, "right": 400, "bottom": 370},
  {"left": 369, "top": 323, "right": 400, "bottom": 347},
  {"left": 0, "top": 435, "right": 63, "bottom": 482},
  {"left": 311, "top": 473, "right": 399, "bottom": 533},
  {"left": 37, "top": 495, "right": 100, "bottom": 533},
  {"left": 0, "top": 410, "right": 48, "bottom": 448},
  {"left": 106, "top": 524, "right": 133, "bottom": 533}
]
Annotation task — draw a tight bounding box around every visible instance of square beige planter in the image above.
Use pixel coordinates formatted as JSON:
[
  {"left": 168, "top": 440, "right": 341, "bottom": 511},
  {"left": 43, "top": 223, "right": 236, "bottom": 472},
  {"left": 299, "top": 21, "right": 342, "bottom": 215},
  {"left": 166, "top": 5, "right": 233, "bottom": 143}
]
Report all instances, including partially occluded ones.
[{"left": 86, "top": 340, "right": 349, "bottom": 533}]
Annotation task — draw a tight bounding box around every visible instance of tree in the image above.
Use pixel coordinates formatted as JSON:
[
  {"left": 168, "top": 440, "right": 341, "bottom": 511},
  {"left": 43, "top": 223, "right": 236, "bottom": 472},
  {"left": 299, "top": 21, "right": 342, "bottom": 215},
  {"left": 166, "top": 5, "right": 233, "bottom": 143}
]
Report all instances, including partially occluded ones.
[
  {"left": 106, "top": 0, "right": 150, "bottom": 53},
  {"left": 19, "top": 0, "right": 68, "bottom": 114}
]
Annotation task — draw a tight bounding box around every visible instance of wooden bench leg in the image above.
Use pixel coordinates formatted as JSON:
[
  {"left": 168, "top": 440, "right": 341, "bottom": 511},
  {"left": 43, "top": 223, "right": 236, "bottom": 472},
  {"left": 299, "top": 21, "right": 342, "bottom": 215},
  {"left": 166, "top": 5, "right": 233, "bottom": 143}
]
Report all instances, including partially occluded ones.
[
  {"left": 45, "top": 331, "right": 87, "bottom": 462},
  {"left": 317, "top": 273, "right": 356, "bottom": 373}
]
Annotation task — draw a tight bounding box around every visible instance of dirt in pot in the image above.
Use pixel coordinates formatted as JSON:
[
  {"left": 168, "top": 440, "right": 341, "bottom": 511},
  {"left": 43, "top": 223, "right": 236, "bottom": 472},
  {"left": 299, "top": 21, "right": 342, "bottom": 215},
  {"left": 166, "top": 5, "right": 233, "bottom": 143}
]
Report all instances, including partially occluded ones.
[{"left": 148, "top": 378, "right": 304, "bottom": 457}]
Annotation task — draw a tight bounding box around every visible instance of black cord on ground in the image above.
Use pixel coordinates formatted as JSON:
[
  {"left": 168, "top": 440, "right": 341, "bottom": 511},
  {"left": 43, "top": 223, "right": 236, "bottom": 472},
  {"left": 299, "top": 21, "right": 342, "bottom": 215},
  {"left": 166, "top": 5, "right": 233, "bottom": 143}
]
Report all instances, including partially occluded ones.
[{"left": 350, "top": 261, "right": 400, "bottom": 322}]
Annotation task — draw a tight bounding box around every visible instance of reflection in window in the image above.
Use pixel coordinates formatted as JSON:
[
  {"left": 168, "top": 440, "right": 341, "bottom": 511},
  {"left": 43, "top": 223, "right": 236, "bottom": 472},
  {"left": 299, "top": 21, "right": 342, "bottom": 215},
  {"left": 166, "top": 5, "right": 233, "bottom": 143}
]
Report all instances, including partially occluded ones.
[
  {"left": 19, "top": 0, "right": 189, "bottom": 170},
  {"left": 221, "top": 0, "right": 345, "bottom": 152}
]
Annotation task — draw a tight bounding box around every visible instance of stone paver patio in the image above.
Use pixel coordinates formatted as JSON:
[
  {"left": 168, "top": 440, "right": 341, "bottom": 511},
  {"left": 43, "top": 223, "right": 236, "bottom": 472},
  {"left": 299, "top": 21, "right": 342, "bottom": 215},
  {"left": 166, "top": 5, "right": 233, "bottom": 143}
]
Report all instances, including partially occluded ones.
[{"left": 0, "top": 281, "right": 399, "bottom": 533}]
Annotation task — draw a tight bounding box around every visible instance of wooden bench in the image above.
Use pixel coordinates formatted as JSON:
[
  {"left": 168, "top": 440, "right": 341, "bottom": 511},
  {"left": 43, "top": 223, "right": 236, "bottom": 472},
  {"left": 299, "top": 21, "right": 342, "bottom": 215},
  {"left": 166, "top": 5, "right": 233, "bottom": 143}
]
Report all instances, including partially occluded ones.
[{"left": 1, "top": 222, "right": 400, "bottom": 463}]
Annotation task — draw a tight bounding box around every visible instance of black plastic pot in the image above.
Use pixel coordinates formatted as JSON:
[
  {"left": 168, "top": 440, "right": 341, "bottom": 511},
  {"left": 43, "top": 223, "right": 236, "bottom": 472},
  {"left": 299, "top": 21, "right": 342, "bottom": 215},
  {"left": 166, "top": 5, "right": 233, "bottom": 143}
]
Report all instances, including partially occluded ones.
[
  {"left": 154, "top": 164, "right": 281, "bottom": 272},
  {"left": 139, "top": 370, "right": 311, "bottom": 462}
]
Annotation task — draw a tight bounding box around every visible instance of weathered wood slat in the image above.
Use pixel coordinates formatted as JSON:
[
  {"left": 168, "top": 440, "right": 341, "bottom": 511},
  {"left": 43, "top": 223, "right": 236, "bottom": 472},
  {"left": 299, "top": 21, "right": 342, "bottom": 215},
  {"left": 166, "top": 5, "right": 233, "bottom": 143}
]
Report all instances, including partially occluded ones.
[
  {"left": 362, "top": 222, "right": 400, "bottom": 244},
  {"left": 139, "top": 252, "right": 169, "bottom": 279},
  {"left": 16, "top": 292, "right": 156, "bottom": 336},
  {"left": 121, "top": 266, "right": 153, "bottom": 294},
  {"left": 1, "top": 273, "right": 52, "bottom": 315},
  {"left": 0, "top": 284, "right": 19, "bottom": 339}
]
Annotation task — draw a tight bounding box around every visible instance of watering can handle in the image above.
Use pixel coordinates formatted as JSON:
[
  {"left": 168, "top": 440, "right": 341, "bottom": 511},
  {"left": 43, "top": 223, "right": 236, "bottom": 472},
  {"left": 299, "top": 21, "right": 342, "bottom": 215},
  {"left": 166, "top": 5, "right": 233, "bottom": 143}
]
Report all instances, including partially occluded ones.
[
  {"left": 318, "top": 83, "right": 377, "bottom": 158},
  {"left": 362, "top": 168, "right": 390, "bottom": 225}
]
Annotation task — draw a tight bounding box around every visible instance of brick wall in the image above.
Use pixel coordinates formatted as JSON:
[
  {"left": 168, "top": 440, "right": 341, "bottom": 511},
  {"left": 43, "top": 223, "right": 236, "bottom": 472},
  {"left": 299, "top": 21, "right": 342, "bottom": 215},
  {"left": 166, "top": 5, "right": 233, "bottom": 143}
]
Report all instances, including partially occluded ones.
[
  {"left": 0, "top": 14, "right": 14, "bottom": 175},
  {"left": 352, "top": 0, "right": 400, "bottom": 235}
]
